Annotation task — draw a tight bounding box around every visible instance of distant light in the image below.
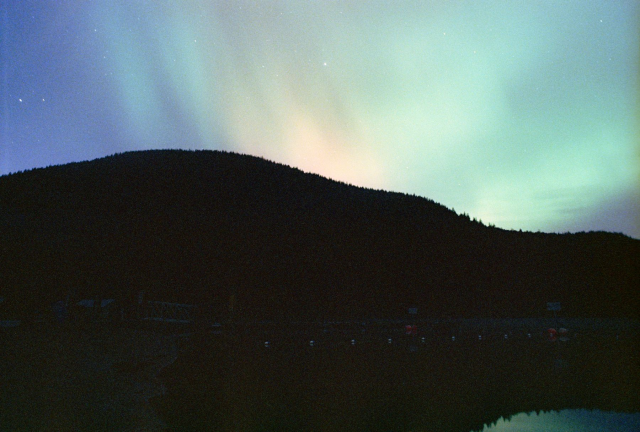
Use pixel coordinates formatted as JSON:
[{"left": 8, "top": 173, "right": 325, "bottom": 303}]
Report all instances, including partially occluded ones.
[
  {"left": 388, "top": 338, "right": 392, "bottom": 344},
  {"left": 264, "top": 341, "right": 270, "bottom": 347},
  {"left": 420, "top": 337, "right": 425, "bottom": 343},
  {"left": 504, "top": 334, "right": 508, "bottom": 339},
  {"left": 351, "top": 339, "right": 356, "bottom": 345},
  {"left": 310, "top": 340, "right": 314, "bottom": 346},
  {"left": 478, "top": 335, "right": 482, "bottom": 340},
  {"left": 451, "top": 336, "right": 455, "bottom": 341}
]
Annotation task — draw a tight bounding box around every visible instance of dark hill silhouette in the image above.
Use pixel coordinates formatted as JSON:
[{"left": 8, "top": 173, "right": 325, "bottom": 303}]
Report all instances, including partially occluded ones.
[{"left": 0, "top": 149, "right": 638, "bottom": 320}]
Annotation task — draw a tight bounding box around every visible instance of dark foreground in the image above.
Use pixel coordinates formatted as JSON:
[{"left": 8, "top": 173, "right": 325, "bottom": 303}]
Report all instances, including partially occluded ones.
[
  {"left": 154, "top": 327, "right": 639, "bottom": 432},
  {"left": 1, "top": 322, "right": 638, "bottom": 432}
]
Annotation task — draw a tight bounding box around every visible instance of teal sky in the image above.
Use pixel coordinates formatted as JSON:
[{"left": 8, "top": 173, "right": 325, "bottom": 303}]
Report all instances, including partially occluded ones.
[{"left": 2, "top": 1, "right": 639, "bottom": 237}]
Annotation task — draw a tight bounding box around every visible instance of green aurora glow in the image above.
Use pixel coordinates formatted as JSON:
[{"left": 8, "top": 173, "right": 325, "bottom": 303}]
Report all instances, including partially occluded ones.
[{"left": 2, "top": 1, "right": 639, "bottom": 237}]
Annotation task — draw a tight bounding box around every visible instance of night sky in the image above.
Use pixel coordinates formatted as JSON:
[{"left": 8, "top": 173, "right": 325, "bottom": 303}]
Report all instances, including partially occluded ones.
[{"left": 2, "top": 1, "right": 638, "bottom": 238}]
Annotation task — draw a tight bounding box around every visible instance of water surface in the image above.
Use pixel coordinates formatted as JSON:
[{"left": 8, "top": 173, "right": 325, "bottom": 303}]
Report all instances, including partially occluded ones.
[
  {"left": 482, "top": 409, "right": 640, "bottom": 432},
  {"left": 154, "top": 328, "right": 639, "bottom": 431}
]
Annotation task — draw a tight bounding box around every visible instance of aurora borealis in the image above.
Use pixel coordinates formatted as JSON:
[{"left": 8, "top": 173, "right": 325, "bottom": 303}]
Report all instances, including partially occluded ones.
[{"left": 1, "top": 1, "right": 638, "bottom": 237}]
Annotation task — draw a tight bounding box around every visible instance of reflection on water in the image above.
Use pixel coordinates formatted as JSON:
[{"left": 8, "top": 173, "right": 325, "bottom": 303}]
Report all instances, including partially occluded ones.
[
  {"left": 482, "top": 410, "right": 640, "bottom": 432},
  {"left": 154, "top": 328, "right": 639, "bottom": 432}
]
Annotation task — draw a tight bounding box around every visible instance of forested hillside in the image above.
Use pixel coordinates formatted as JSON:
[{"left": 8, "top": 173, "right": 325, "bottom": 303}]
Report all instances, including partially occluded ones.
[{"left": 1, "top": 150, "right": 638, "bottom": 320}]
